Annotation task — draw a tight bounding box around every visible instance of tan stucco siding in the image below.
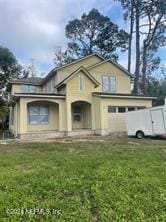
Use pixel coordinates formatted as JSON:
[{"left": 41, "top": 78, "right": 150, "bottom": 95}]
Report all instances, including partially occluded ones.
[
  {"left": 92, "top": 96, "right": 101, "bottom": 131},
  {"left": 107, "top": 113, "right": 127, "bottom": 132},
  {"left": 66, "top": 71, "right": 95, "bottom": 98},
  {"left": 57, "top": 55, "right": 102, "bottom": 83},
  {"left": 42, "top": 75, "right": 57, "bottom": 93},
  {"left": 57, "top": 87, "right": 66, "bottom": 95},
  {"left": 88, "top": 62, "right": 131, "bottom": 94},
  {"left": 11, "top": 84, "right": 41, "bottom": 95}
]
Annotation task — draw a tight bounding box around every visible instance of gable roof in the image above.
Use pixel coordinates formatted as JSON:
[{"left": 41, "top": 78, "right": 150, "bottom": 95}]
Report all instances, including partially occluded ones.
[
  {"left": 42, "top": 53, "right": 105, "bottom": 84},
  {"left": 87, "top": 59, "right": 133, "bottom": 77},
  {"left": 10, "top": 77, "right": 43, "bottom": 85},
  {"left": 55, "top": 66, "right": 100, "bottom": 89}
]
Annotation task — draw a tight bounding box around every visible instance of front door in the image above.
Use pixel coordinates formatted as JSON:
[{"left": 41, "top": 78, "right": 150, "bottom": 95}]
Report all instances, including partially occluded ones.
[
  {"left": 72, "top": 105, "right": 84, "bottom": 129},
  {"left": 150, "top": 109, "right": 165, "bottom": 135}
]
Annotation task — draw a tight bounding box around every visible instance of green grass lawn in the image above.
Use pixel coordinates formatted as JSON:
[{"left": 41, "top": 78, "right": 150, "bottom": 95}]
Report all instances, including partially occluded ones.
[{"left": 0, "top": 138, "right": 165, "bottom": 221}]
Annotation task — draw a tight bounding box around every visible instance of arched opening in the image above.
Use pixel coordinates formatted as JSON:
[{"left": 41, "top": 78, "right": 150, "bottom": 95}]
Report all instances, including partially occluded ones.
[
  {"left": 27, "top": 100, "right": 59, "bottom": 132},
  {"left": 71, "top": 101, "right": 92, "bottom": 130}
]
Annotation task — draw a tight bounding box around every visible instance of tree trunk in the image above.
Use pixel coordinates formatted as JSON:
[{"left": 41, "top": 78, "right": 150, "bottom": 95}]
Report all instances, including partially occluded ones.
[
  {"left": 128, "top": 1, "right": 134, "bottom": 73},
  {"left": 142, "top": 41, "right": 148, "bottom": 95},
  {"left": 133, "top": 0, "right": 140, "bottom": 95}
]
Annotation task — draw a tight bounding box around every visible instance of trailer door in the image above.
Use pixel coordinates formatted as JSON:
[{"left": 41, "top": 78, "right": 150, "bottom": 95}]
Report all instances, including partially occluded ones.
[{"left": 150, "top": 109, "right": 166, "bottom": 135}]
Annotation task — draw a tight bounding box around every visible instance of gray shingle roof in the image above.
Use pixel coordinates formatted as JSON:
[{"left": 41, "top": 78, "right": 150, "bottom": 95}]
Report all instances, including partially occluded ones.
[{"left": 10, "top": 77, "right": 43, "bottom": 85}]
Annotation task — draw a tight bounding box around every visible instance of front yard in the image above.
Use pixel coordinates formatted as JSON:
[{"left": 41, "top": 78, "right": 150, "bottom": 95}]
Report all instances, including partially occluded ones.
[{"left": 0, "top": 138, "right": 165, "bottom": 221}]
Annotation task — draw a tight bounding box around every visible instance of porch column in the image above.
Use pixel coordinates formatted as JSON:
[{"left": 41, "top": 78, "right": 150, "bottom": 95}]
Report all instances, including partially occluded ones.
[
  {"left": 19, "top": 98, "right": 27, "bottom": 134},
  {"left": 100, "top": 102, "right": 108, "bottom": 136},
  {"left": 66, "top": 100, "right": 72, "bottom": 132},
  {"left": 59, "top": 101, "right": 67, "bottom": 131}
]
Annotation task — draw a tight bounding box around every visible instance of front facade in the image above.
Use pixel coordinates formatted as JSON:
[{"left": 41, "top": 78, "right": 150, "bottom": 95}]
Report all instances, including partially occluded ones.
[{"left": 9, "top": 53, "right": 154, "bottom": 139}]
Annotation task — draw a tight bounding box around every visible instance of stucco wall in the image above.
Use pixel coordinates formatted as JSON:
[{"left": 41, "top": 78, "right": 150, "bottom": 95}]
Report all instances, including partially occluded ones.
[
  {"left": 99, "top": 97, "right": 152, "bottom": 134},
  {"left": 57, "top": 55, "right": 102, "bottom": 83},
  {"left": 88, "top": 61, "right": 131, "bottom": 94}
]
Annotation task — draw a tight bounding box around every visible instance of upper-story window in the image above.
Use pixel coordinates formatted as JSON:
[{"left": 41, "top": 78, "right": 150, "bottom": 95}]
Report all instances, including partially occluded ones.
[
  {"left": 46, "top": 81, "right": 52, "bottom": 93},
  {"left": 102, "top": 75, "right": 116, "bottom": 93},
  {"left": 79, "top": 74, "right": 84, "bottom": 91},
  {"left": 21, "top": 85, "right": 36, "bottom": 93},
  {"left": 45, "top": 76, "right": 55, "bottom": 93}
]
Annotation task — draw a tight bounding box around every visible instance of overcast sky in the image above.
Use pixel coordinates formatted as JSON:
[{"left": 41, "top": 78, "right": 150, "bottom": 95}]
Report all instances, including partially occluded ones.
[{"left": 0, "top": 0, "right": 165, "bottom": 77}]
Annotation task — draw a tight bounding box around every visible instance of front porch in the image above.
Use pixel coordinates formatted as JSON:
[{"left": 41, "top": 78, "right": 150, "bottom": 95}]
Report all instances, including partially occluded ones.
[{"left": 11, "top": 95, "right": 96, "bottom": 139}]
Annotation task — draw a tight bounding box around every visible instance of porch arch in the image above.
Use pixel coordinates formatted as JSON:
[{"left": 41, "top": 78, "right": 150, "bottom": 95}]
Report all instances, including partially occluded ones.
[
  {"left": 27, "top": 100, "right": 59, "bottom": 132},
  {"left": 71, "top": 100, "right": 92, "bottom": 130}
]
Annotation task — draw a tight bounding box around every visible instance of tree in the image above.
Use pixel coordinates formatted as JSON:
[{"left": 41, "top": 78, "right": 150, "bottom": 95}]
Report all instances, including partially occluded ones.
[
  {"left": 116, "top": 0, "right": 166, "bottom": 95},
  {"left": 0, "top": 46, "right": 22, "bottom": 98},
  {"left": 115, "top": 0, "right": 142, "bottom": 93},
  {"left": 54, "top": 46, "right": 75, "bottom": 67},
  {"left": 65, "top": 8, "right": 129, "bottom": 60},
  {"left": 0, "top": 97, "right": 8, "bottom": 129},
  {"left": 141, "top": 0, "right": 166, "bottom": 95},
  {"left": 147, "top": 77, "right": 166, "bottom": 105}
]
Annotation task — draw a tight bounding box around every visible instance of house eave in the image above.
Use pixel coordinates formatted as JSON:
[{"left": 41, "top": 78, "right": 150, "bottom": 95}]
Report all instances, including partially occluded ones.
[
  {"left": 14, "top": 93, "right": 66, "bottom": 99},
  {"left": 92, "top": 92, "right": 156, "bottom": 100}
]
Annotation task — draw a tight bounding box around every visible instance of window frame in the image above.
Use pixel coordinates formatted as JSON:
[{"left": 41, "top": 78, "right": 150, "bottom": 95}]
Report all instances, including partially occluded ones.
[
  {"left": 28, "top": 105, "right": 49, "bottom": 125},
  {"left": 102, "top": 75, "right": 116, "bottom": 93},
  {"left": 21, "top": 84, "right": 37, "bottom": 93},
  {"left": 108, "top": 106, "right": 116, "bottom": 113}
]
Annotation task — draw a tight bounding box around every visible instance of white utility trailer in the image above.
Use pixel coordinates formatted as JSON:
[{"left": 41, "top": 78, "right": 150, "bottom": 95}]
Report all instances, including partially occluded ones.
[{"left": 125, "top": 105, "right": 166, "bottom": 138}]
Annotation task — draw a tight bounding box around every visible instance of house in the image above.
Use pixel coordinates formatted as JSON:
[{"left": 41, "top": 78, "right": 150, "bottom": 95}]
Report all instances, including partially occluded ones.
[{"left": 9, "top": 53, "right": 155, "bottom": 139}]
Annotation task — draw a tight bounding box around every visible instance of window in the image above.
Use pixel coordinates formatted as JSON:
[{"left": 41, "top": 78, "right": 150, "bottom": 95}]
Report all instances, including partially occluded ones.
[
  {"left": 79, "top": 75, "right": 84, "bottom": 91},
  {"left": 46, "top": 81, "right": 52, "bottom": 93},
  {"left": 102, "top": 75, "right": 116, "bottom": 92},
  {"left": 128, "top": 107, "right": 135, "bottom": 111},
  {"left": 118, "top": 107, "right": 126, "bottom": 113},
  {"left": 137, "top": 107, "right": 146, "bottom": 110},
  {"left": 108, "top": 106, "right": 116, "bottom": 113},
  {"left": 73, "top": 106, "right": 81, "bottom": 121},
  {"left": 21, "top": 85, "right": 36, "bottom": 93},
  {"left": 28, "top": 105, "right": 48, "bottom": 124}
]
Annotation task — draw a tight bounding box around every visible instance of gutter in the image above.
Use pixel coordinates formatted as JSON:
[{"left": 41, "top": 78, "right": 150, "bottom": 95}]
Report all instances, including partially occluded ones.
[{"left": 93, "top": 93, "right": 156, "bottom": 100}]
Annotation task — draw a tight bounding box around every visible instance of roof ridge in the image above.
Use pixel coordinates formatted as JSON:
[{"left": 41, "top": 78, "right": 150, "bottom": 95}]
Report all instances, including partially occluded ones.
[{"left": 42, "top": 53, "right": 105, "bottom": 84}]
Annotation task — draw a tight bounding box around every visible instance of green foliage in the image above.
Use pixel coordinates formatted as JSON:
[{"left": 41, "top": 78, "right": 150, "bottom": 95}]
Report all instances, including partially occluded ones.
[
  {"left": 147, "top": 78, "right": 166, "bottom": 105},
  {"left": 0, "top": 46, "right": 22, "bottom": 98},
  {"left": 0, "top": 139, "right": 165, "bottom": 221},
  {"left": 0, "top": 97, "right": 8, "bottom": 125},
  {"left": 53, "top": 46, "right": 75, "bottom": 67},
  {"left": 64, "top": 8, "right": 129, "bottom": 61}
]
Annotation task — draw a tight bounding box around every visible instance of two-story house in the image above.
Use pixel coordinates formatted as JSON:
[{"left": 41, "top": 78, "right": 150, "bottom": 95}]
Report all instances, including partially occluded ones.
[{"left": 9, "top": 53, "right": 154, "bottom": 139}]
